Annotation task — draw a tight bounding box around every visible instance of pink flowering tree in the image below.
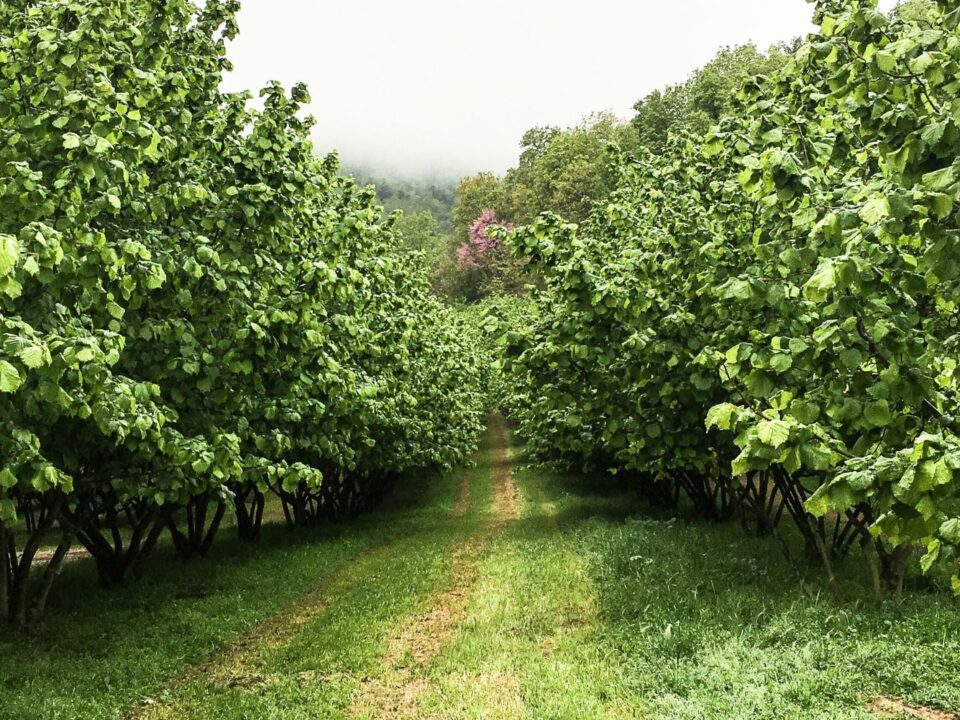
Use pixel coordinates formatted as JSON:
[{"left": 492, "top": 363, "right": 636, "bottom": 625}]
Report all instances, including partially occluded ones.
[{"left": 456, "top": 210, "right": 514, "bottom": 270}]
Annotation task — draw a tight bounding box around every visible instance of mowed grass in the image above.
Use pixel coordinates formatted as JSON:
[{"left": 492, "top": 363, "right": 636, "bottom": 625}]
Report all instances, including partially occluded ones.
[
  {"left": 410, "top": 462, "right": 960, "bottom": 720},
  {"left": 0, "top": 459, "right": 478, "bottom": 720},
  {"left": 416, "top": 461, "right": 641, "bottom": 720},
  {"left": 145, "top": 434, "right": 496, "bottom": 720},
  {"left": 2, "top": 423, "right": 960, "bottom": 720},
  {"left": 536, "top": 470, "right": 960, "bottom": 719}
]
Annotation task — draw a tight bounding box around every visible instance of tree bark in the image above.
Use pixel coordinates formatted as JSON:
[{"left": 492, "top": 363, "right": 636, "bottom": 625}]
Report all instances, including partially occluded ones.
[
  {"left": 0, "top": 521, "right": 9, "bottom": 625},
  {"left": 32, "top": 533, "right": 73, "bottom": 622}
]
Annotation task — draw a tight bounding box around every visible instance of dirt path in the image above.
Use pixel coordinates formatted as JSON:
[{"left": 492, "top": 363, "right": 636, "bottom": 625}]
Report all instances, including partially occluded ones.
[
  {"left": 119, "top": 416, "right": 526, "bottom": 720},
  {"left": 350, "top": 415, "right": 520, "bottom": 720},
  {"left": 127, "top": 467, "right": 476, "bottom": 720},
  {"left": 869, "top": 697, "right": 960, "bottom": 720}
]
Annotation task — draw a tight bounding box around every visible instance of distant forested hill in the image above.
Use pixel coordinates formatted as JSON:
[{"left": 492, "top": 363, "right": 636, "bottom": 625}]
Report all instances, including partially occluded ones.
[{"left": 346, "top": 167, "right": 457, "bottom": 234}]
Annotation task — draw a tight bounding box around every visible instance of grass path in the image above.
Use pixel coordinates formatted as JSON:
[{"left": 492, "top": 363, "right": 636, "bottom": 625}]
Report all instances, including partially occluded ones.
[
  {"left": 3, "top": 416, "right": 960, "bottom": 719},
  {"left": 350, "top": 416, "right": 520, "bottom": 719}
]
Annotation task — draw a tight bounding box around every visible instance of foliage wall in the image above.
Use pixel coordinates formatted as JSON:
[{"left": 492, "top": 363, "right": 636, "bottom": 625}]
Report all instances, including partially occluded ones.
[
  {"left": 502, "top": 0, "right": 960, "bottom": 594},
  {"left": 0, "top": 0, "right": 485, "bottom": 626}
]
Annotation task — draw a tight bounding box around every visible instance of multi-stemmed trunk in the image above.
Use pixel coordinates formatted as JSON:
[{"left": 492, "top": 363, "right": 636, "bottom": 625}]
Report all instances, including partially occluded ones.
[
  {"left": 167, "top": 494, "right": 226, "bottom": 559},
  {"left": 1, "top": 493, "right": 71, "bottom": 628},
  {"left": 65, "top": 496, "right": 164, "bottom": 587},
  {"left": 232, "top": 482, "right": 266, "bottom": 542}
]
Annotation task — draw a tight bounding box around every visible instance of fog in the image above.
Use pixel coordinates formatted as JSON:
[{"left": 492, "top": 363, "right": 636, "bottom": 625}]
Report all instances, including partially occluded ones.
[{"left": 223, "top": 0, "right": 900, "bottom": 179}]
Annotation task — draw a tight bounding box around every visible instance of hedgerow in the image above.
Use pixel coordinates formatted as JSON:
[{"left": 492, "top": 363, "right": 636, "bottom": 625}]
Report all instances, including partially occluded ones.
[
  {"left": 0, "top": 0, "right": 484, "bottom": 626},
  {"left": 503, "top": 0, "right": 960, "bottom": 594}
]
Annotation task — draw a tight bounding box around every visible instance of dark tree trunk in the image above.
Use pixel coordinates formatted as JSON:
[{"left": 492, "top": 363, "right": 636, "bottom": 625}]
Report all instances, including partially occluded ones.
[
  {"left": 232, "top": 483, "right": 265, "bottom": 542},
  {"left": 2, "top": 493, "right": 64, "bottom": 628},
  {"left": 879, "top": 542, "right": 911, "bottom": 597},
  {"left": 32, "top": 533, "right": 73, "bottom": 622},
  {"left": 677, "top": 472, "right": 734, "bottom": 522},
  {"left": 769, "top": 467, "right": 834, "bottom": 581},
  {"left": 273, "top": 470, "right": 385, "bottom": 530},
  {"left": 0, "top": 520, "right": 10, "bottom": 625},
  {"left": 67, "top": 496, "right": 163, "bottom": 587},
  {"left": 167, "top": 494, "right": 226, "bottom": 559},
  {"left": 633, "top": 473, "right": 679, "bottom": 509},
  {"left": 737, "top": 471, "right": 784, "bottom": 537},
  {"left": 275, "top": 483, "right": 324, "bottom": 528}
]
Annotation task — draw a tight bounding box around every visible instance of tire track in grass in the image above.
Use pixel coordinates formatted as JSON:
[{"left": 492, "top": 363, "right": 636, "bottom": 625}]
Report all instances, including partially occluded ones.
[
  {"left": 125, "top": 468, "right": 473, "bottom": 720},
  {"left": 415, "top": 457, "right": 641, "bottom": 720},
  {"left": 351, "top": 414, "right": 520, "bottom": 720},
  {"left": 869, "top": 696, "right": 960, "bottom": 720},
  {"left": 451, "top": 466, "right": 471, "bottom": 519}
]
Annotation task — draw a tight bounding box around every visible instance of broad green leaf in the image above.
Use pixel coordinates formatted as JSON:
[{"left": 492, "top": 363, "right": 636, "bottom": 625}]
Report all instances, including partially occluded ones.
[
  {"left": 922, "top": 165, "right": 957, "bottom": 192},
  {"left": 920, "top": 539, "right": 940, "bottom": 573},
  {"left": 0, "top": 468, "right": 16, "bottom": 489},
  {"left": 0, "top": 235, "right": 20, "bottom": 277},
  {"left": 0, "top": 360, "right": 21, "bottom": 393},
  {"left": 705, "top": 403, "right": 737, "bottom": 431},
  {"left": 859, "top": 197, "right": 891, "bottom": 225},
  {"left": 875, "top": 50, "right": 896, "bottom": 72},
  {"left": 757, "top": 419, "right": 790, "bottom": 448},
  {"left": 18, "top": 345, "right": 46, "bottom": 369},
  {"left": 803, "top": 260, "right": 837, "bottom": 301},
  {"left": 863, "top": 400, "right": 892, "bottom": 428},
  {"left": 940, "top": 518, "right": 960, "bottom": 545}
]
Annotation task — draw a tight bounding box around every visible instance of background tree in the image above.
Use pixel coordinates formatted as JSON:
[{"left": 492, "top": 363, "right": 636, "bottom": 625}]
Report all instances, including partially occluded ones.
[{"left": 632, "top": 44, "right": 794, "bottom": 152}]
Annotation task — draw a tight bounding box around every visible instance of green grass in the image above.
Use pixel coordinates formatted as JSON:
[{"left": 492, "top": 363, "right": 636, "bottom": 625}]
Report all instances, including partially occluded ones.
[
  {"left": 0, "top": 461, "right": 474, "bottom": 720},
  {"left": 538, "top": 470, "right": 960, "bottom": 719},
  {"left": 152, "top": 439, "right": 495, "bottom": 720},
  {"left": 2, "top": 423, "right": 959, "bottom": 720},
  {"left": 408, "top": 462, "right": 960, "bottom": 720},
  {"left": 416, "top": 462, "right": 640, "bottom": 720}
]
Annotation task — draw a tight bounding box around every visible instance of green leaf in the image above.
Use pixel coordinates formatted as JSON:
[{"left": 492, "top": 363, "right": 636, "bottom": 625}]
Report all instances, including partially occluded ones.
[
  {"left": 799, "top": 443, "right": 832, "bottom": 471},
  {"left": 0, "top": 360, "right": 22, "bottom": 393},
  {"left": 931, "top": 194, "right": 953, "bottom": 220},
  {"left": 62, "top": 132, "right": 81, "bottom": 149},
  {"left": 863, "top": 400, "right": 892, "bottom": 428},
  {"left": 921, "top": 121, "right": 947, "bottom": 146},
  {"left": 805, "top": 485, "right": 833, "bottom": 517},
  {"left": 922, "top": 165, "right": 957, "bottom": 192},
  {"left": 18, "top": 345, "right": 46, "bottom": 369},
  {"left": 769, "top": 353, "right": 793, "bottom": 373},
  {"left": 725, "top": 344, "right": 742, "bottom": 364},
  {"left": 757, "top": 419, "right": 790, "bottom": 448},
  {"left": 875, "top": 50, "right": 897, "bottom": 72},
  {"left": 920, "top": 539, "right": 940, "bottom": 573},
  {"left": 940, "top": 518, "right": 960, "bottom": 545},
  {"left": 789, "top": 400, "right": 820, "bottom": 424},
  {"left": 0, "top": 235, "right": 20, "bottom": 277},
  {"left": 92, "top": 136, "right": 113, "bottom": 155},
  {"left": 840, "top": 348, "right": 862, "bottom": 370},
  {"left": 0, "top": 468, "right": 16, "bottom": 489},
  {"left": 705, "top": 403, "right": 737, "bottom": 431},
  {"left": 803, "top": 260, "right": 837, "bottom": 301},
  {"left": 859, "top": 197, "right": 891, "bottom": 225}
]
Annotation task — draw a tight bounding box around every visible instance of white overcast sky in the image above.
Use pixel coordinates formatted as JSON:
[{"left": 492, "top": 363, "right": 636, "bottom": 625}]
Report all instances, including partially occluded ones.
[{"left": 223, "top": 0, "right": 899, "bottom": 178}]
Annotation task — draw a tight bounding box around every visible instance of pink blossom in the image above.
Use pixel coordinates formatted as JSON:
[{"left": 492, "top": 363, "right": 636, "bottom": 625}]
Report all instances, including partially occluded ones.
[{"left": 456, "top": 210, "right": 513, "bottom": 270}]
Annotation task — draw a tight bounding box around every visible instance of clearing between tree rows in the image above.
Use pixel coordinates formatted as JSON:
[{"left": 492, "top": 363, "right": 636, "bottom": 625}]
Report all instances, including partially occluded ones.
[{"left": 0, "top": 416, "right": 958, "bottom": 719}]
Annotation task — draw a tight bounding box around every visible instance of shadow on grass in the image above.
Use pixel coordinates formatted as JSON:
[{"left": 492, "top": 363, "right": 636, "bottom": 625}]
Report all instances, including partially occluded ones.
[{"left": 512, "top": 460, "right": 960, "bottom": 717}]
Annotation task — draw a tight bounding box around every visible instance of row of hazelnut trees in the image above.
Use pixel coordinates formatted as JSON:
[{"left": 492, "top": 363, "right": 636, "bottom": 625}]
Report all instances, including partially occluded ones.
[
  {"left": 502, "top": 0, "right": 960, "bottom": 594},
  {"left": 0, "top": 0, "right": 485, "bottom": 627}
]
